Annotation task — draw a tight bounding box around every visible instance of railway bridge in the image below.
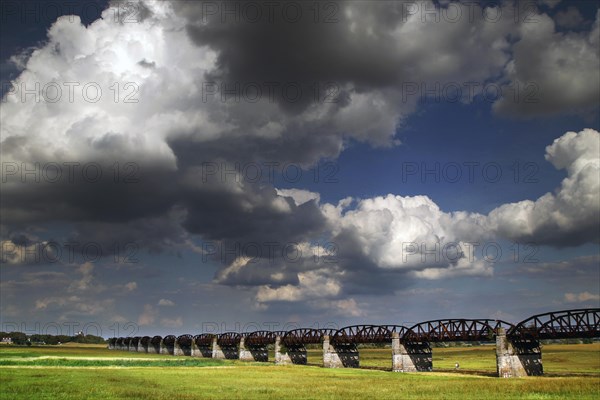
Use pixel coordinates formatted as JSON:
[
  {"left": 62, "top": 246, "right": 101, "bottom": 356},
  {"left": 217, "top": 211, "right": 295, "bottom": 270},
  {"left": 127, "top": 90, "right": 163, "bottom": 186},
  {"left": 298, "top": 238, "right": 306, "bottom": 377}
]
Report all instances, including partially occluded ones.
[{"left": 107, "top": 308, "right": 599, "bottom": 378}]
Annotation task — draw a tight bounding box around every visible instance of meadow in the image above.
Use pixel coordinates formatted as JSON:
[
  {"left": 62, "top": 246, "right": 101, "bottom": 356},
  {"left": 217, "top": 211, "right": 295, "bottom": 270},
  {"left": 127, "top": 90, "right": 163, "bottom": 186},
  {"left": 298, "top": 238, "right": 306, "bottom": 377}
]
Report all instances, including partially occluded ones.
[{"left": 0, "top": 343, "right": 598, "bottom": 399}]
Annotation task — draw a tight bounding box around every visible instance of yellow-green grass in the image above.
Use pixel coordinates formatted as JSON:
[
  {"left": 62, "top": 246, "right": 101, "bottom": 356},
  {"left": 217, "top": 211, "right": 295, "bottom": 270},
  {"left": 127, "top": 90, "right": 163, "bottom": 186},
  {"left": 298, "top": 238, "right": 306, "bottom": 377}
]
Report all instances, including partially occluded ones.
[
  {"left": 1, "top": 344, "right": 598, "bottom": 399},
  {"left": 0, "top": 344, "right": 186, "bottom": 360}
]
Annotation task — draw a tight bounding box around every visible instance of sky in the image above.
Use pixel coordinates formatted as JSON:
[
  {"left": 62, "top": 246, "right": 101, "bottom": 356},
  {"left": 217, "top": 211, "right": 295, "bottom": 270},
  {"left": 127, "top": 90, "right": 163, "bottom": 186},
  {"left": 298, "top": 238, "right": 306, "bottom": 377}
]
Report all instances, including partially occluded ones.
[{"left": 0, "top": 0, "right": 599, "bottom": 338}]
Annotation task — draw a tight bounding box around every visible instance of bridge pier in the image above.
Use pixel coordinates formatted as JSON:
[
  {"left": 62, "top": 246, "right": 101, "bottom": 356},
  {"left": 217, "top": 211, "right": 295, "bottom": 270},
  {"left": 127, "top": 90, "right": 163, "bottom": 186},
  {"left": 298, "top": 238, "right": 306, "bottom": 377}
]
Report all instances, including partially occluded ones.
[
  {"left": 212, "top": 337, "right": 238, "bottom": 359},
  {"left": 239, "top": 337, "right": 269, "bottom": 362},
  {"left": 323, "top": 335, "right": 359, "bottom": 368},
  {"left": 238, "top": 337, "right": 254, "bottom": 361},
  {"left": 173, "top": 341, "right": 184, "bottom": 356},
  {"left": 190, "top": 341, "right": 200, "bottom": 357},
  {"left": 149, "top": 341, "right": 160, "bottom": 354},
  {"left": 160, "top": 340, "right": 170, "bottom": 355},
  {"left": 275, "top": 336, "right": 292, "bottom": 365},
  {"left": 391, "top": 333, "right": 432, "bottom": 372},
  {"left": 137, "top": 341, "right": 146, "bottom": 353},
  {"left": 496, "top": 328, "right": 543, "bottom": 377},
  {"left": 212, "top": 337, "right": 224, "bottom": 359},
  {"left": 196, "top": 343, "right": 213, "bottom": 358},
  {"left": 275, "top": 336, "right": 307, "bottom": 365}
]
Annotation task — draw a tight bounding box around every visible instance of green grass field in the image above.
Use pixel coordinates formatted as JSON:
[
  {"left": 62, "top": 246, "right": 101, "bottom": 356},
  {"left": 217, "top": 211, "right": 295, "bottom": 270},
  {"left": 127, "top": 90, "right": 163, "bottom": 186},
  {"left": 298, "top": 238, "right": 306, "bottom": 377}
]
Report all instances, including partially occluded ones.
[{"left": 0, "top": 344, "right": 598, "bottom": 399}]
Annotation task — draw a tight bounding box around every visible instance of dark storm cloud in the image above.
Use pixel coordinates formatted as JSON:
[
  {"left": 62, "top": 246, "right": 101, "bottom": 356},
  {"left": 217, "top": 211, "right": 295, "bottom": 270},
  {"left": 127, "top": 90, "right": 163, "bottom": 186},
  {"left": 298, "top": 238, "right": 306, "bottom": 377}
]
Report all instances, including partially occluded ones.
[{"left": 178, "top": 1, "right": 512, "bottom": 112}]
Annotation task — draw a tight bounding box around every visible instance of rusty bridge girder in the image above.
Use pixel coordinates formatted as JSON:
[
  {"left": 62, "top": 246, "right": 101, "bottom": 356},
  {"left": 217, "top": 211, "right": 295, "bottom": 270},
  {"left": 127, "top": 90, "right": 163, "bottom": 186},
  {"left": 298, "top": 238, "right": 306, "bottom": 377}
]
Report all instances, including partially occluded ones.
[
  {"left": 162, "top": 335, "right": 176, "bottom": 346},
  {"left": 108, "top": 309, "right": 600, "bottom": 355},
  {"left": 217, "top": 332, "right": 244, "bottom": 347},
  {"left": 281, "top": 328, "right": 336, "bottom": 347},
  {"left": 331, "top": 325, "right": 410, "bottom": 345},
  {"left": 150, "top": 336, "right": 162, "bottom": 346},
  {"left": 194, "top": 334, "right": 215, "bottom": 347},
  {"left": 177, "top": 334, "right": 193, "bottom": 347},
  {"left": 508, "top": 308, "right": 600, "bottom": 340},
  {"left": 403, "top": 319, "right": 514, "bottom": 342},
  {"left": 244, "top": 330, "right": 287, "bottom": 347}
]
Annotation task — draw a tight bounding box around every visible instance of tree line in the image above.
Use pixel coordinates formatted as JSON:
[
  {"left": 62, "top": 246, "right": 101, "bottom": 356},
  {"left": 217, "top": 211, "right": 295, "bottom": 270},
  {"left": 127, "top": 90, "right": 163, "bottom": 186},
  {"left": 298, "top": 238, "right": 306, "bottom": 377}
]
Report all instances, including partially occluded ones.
[{"left": 0, "top": 331, "right": 106, "bottom": 345}]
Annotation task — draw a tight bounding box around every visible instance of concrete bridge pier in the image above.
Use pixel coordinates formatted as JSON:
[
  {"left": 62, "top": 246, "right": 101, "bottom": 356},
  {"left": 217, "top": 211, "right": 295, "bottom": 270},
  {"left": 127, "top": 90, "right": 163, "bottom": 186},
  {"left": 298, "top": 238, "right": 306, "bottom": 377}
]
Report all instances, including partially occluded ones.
[
  {"left": 391, "top": 333, "right": 432, "bottom": 372},
  {"left": 137, "top": 342, "right": 146, "bottom": 353},
  {"left": 275, "top": 336, "right": 308, "bottom": 365},
  {"left": 323, "top": 335, "right": 359, "bottom": 368},
  {"left": 191, "top": 341, "right": 200, "bottom": 357},
  {"left": 212, "top": 337, "right": 239, "bottom": 359},
  {"left": 238, "top": 337, "right": 254, "bottom": 361},
  {"left": 196, "top": 344, "right": 212, "bottom": 358},
  {"left": 239, "top": 338, "right": 269, "bottom": 362},
  {"left": 160, "top": 340, "right": 170, "bottom": 355},
  {"left": 274, "top": 336, "right": 293, "bottom": 365},
  {"left": 173, "top": 341, "right": 184, "bottom": 356},
  {"left": 496, "top": 328, "right": 543, "bottom": 377},
  {"left": 212, "top": 337, "right": 225, "bottom": 359},
  {"left": 150, "top": 342, "right": 160, "bottom": 354}
]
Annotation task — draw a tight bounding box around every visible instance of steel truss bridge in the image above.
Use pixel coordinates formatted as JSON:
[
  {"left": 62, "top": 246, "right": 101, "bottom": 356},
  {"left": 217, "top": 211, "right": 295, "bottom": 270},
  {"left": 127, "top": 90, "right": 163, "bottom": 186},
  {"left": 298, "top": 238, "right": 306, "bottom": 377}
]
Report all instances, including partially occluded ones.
[{"left": 108, "top": 308, "right": 599, "bottom": 377}]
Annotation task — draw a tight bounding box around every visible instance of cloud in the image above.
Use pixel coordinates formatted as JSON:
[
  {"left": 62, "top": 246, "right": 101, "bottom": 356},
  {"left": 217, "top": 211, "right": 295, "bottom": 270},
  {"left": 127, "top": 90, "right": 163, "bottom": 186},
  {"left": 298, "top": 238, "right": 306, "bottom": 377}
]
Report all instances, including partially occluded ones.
[
  {"left": 138, "top": 304, "right": 156, "bottom": 326},
  {"left": 494, "top": 11, "right": 599, "bottom": 117},
  {"left": 276, "top": 189, "right": 320, "bottom": 206},
  {"left": 220, "top": 128, "right": 599, "bottom": 301},
  {"left": 488, "top": 129, "right": 600, "bottom": 246},
  {"left": 540, "top": 0, "right": 562, "bottom": 9},
  {"left": 564, "top": 292, "right": 600, "bottom": 303},
  {"left": 555, "top": 7, "right": 586, "bottom": 29},
  {"left": 256, "top": 269, "right": 342, "bottom": 303},
  {"left": 510, "top": 254, "right": 599, "bottom": 281},
  {"left": 1, "top": 0, "right": 596, "bottom": 261},
  {"left": 157, "top": 298, "right": 175, "bottom": 307},
  {"left": 0, "top": 0, "right": 516, "bottom": 245},
  {"left": 124, "top": 282, "right": 137, "bottom": 291},
  {"left": 0, "top": 239, "right": 59, "bottom": 266},
  {"left": 410, "top": 255, "right": 493, "bottom": 280},
  {"left": 311, "top": 298, "right": 365, "bottom": 318},
  {"left": 324, "top": 194, "right": 490, "bottom": 271},
  {"left": 160, "top": 317, "right": 183, "bottom": 328},
  {"left": 34, "top": 295, "right": 111, "bottom": 316},
  {"left": 68, "top": 262, "right": 102, "bottom": 293}
]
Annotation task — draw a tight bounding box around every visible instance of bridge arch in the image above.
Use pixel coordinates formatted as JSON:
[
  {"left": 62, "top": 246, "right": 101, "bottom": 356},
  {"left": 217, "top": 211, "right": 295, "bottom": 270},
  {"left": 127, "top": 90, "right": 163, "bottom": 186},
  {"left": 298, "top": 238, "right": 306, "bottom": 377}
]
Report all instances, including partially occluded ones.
[
  {"left": 194, "top": 334, "right": 215, "bottom": 347},
  {"left": 177, "top": 334, "right": 193, "bottom": 346},
  {"left": 162, "top": 335, "right": 176, "bottom": 346},
  {"left": 130, "top": 336, "right": 141, "bottom": 348},
  {"left": 332, "top": 325, "right": 405, "bottom": 344},
  {"left": 244, "top": 331, "right": 287, "bottom": 347},
  {"left": 217, "top": 332, "right": 243, "bottom": 347},
  {"left": 282, "top": 328, "right": 333, "bottom": 347},
  {"left": 508, "top": 308, "right": 600, "bottom": 340},
  {"left": 403, "top": 319, "right": 513, "bottom": 342}
]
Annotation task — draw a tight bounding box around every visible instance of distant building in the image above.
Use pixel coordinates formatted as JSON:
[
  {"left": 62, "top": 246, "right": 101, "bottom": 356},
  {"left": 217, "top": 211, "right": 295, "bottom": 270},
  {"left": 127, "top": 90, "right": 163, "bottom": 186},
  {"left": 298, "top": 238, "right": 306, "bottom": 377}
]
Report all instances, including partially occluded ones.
[{"left": 0, "top": 337, "right": 13, "bottom": 344}]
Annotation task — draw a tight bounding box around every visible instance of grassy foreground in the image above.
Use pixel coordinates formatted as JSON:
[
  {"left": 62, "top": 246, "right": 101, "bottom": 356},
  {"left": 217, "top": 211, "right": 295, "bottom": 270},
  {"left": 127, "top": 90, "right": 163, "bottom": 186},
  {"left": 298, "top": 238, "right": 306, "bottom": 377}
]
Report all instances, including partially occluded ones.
[{"left": 0, "top": 344, "right": 598, "bottom": 399}]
